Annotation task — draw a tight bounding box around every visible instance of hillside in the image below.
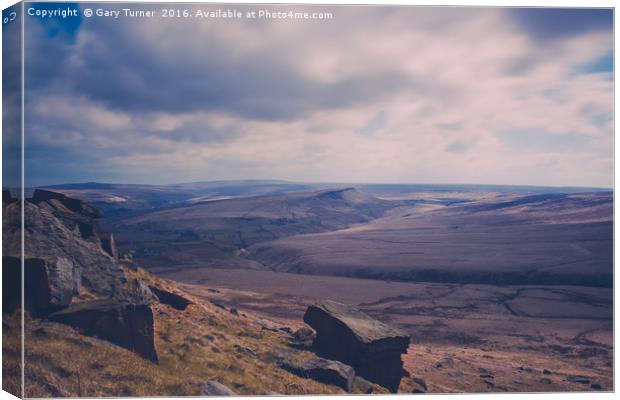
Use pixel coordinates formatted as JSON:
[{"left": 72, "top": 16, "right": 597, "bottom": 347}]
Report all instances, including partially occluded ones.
[
  {"left": 246, "top": 191, "right": 613, "bottom": 287},
  {"left": 106, "top": 187, "right": 392, "bottom": 271},
  {"left": 4, "top": 268, "right": 386, "bottom": 397},
  {"left": 2, "top": 190, "right": 396, "bottom": 397},
  {"left": 38, "top": 180, "right": 317, "bottom": 217}
]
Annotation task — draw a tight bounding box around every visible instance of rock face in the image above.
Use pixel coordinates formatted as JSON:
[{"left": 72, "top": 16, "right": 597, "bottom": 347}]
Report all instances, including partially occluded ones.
[
  {"left": 3, "top": 256, "right": 81, "bottom": 317},
  {"left": 148, "top": 286, "right": 192, "bottom": 310},
  {"left": 2, "top": 256, "right": 21, "bottom": 314},
  {"left": 2, "top": 191, "right": 163, "bottom": 363},
  {"left": 3, "top": 188, "right": 16, "bottom": 205},
  {"left": 303, "top": 300, "right": 410, "bottom": 392},
  {"left": 128, "top": 279, "right": 158, "bottom": 304},
  {"left": 25, "top": 257, "right": 81, "bottom": 316},
  {"left": 2, "top": 190, "right": 126, "bottom": 299},
  {"left": 199, "top": 381, "right": 236, "bottom": 396},
  {"left": 49, "top": 300, "right": 158, "bottom": 362},
  {"left": 100, "top": 232, "right": 118, "bottom": 260},
  {"left": 280, "top": 356, "right": 355, "bottom": 392},
  {"left": 31, "top": 189, "right": 101, "bottom": 218}
]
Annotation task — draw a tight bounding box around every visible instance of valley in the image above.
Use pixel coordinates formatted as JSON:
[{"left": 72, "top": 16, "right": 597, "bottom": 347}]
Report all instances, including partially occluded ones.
[{"left": 31, "top": 180, "right": 614, "bottom": 393}]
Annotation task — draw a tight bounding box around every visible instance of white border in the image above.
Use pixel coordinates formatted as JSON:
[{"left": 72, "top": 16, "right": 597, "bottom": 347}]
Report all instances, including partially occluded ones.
[{"left": 0, "top": 1, "right": 616, "bottom": 400}]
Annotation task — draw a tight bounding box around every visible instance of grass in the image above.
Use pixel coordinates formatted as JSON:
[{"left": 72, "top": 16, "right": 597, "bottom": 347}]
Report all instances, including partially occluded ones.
[{"left": 3, "top": 266, "right": 353, "bottom": 397}]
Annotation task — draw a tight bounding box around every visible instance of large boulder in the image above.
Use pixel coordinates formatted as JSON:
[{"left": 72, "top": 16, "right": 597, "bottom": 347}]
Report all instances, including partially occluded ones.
[
  {"left": 304, "top": 300, "right": 410, "bottom": 392},
  {"left": 280, "top": 356, "right": 355, "bottom": 392},
  {"left": 49, "top": 300, "right": 158, "bottom": 362},
  {"left": 26, "top": 257, "right": 81, "bottom": 316},
  {"left": 2, "top": 256, "right": 80, "bottom": 317}
]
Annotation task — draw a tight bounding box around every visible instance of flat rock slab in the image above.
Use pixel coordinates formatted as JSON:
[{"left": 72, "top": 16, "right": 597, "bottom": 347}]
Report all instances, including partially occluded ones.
[
  {"left": 280, "top": 356, "right": 355, "bottom": 392},
  {"left": 303, "top": 300, "right": 410, "bottom": 392},
  {"left": 49, "top": 300, "right": 158, "bottom": 362}
]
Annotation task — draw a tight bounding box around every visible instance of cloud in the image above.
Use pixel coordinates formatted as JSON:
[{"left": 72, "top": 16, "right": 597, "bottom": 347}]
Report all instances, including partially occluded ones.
[
  {"left": 357, "top": 111, "right": 387, "bottom": 136},
  {"left": 445, "top": 139, "right": 475, "bottom": 153},
  {"left": 495, "top": 129, "right": 593, "bottom": 153},
  {"left": 22, "top": 5, "right": 613, "bottom": 188}
]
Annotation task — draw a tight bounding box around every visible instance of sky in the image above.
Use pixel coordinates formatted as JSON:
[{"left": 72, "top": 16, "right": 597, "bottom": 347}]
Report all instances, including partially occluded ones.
[{"left": 19, "top": 3, "right": 613, "bottom": 187}]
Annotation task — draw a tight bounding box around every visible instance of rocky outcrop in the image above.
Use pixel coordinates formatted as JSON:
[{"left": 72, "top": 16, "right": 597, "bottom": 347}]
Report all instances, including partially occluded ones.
[
  {"left": 4, "top": 191, "right": 126, "bottom": 298},
  {"left": 31, "top": 189, "right": 101, "bottom": 218},
  {"left": 49, "top": 300, "right": 158, "bottom": 362},
  {"left": 303, "top": 300, "right": 410, "bottom": 392},
  {"left": 149, "top": 285, "right": 192, "bottom": 310},
  {"left": 199, "top": 381, "right": 236, "bottom": 396},
  {"left": 280, "top": 356, "right": 355, "bottom": 392},
  {"left": 2, "top": 191, "right": 162, "bottom": 363}
]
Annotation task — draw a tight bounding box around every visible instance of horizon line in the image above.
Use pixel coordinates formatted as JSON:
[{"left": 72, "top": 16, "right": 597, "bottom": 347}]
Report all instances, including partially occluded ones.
[{"left": 24, "top": 179, "right": 613, "bottom": 191}]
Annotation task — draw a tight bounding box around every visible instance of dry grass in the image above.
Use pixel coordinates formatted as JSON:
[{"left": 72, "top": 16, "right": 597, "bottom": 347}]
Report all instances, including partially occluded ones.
[
  {"left": 2, "top": 314, "right": 22, "bottom": 398},
  {"left": 3, "top": 268, "right": 350, "bottom": 397}
]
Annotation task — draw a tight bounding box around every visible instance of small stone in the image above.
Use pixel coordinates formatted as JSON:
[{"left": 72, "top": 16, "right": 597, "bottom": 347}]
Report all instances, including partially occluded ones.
[
  {"left": 567, "top": 375, "right": 590, "bottom": 385},
  {"left": 280, "top": 356, "right": 355, "bottom": 392},
  {"left": 199, "top": 381, "right": 236, "bottom": 396},
  {"left": 233, "top": 344, "right": 257, "bottom": 358},
  {"left": 210, "top": 301, "right": 226, "bottom": 309},
  {"left": 411, "top": 377, "right": 427, "bottom": 393},
  {"left": 412, "top": 378, "right": 427, "bottom": 391},
  {"left": 351, "top": 376, "right": 374, "bottom": 394},
  {"left": 256, "top": 318, "right": 280, "bottom": 332}
]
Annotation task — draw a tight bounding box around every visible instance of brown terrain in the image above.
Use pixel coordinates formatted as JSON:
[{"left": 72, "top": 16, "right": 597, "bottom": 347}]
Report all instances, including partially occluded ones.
[
  {"left": 176, "top": 271, "right": 613, "bottom": 393},
  {"left": 3, "top": 182, "right": 613, "bottom": 395}
]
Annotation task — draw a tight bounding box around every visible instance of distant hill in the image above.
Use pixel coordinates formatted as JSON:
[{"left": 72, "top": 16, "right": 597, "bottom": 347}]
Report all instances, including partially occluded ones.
[
  {"left": 247, "top": 191, "right": 613, "bottom": 287},
  {"left": 108, "top": 187, "right": 393, "bottom": 270},
  {"left": 34, "top": 180, "right": 611, "bottom": 218}
]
